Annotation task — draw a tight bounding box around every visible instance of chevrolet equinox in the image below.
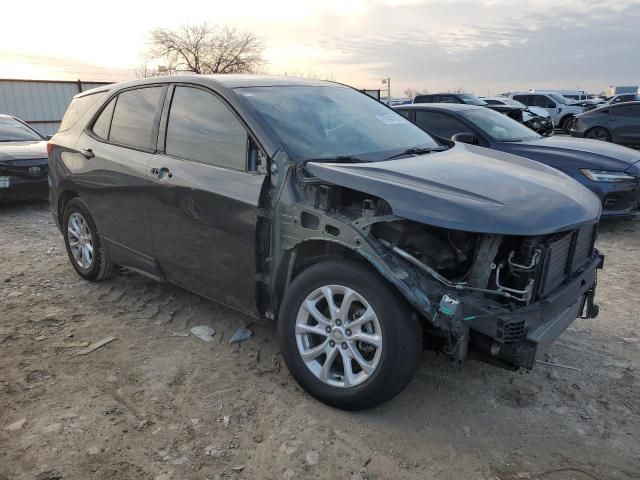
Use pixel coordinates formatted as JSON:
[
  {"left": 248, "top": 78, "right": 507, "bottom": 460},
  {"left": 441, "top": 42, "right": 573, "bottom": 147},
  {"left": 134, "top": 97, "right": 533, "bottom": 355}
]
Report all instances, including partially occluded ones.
[{"left": 49, "top": 76, "right": 603, "bottom": 410}]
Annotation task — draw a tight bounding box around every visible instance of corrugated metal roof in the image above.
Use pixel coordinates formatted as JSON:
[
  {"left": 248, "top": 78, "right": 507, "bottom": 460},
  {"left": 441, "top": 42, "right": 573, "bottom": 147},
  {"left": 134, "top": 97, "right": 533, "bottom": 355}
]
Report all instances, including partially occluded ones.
[{"left": 0, "top": 79, "right": 111, "bottom": 135}]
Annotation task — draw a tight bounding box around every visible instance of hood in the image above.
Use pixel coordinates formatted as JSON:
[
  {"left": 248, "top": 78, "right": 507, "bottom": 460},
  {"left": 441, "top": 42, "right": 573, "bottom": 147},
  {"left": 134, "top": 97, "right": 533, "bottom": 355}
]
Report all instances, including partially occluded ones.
[
  {"left": 513, "top": 136, "right": 640, "bottom": 172},
  {"left": 305, "top": 143, "right": 601, "bottom": 236},
  {"left": 526, "top": 106, "right": 550, "bottom": 118},
  {"left": 0, "top": 141, "right": 48, "bottom": 161}
]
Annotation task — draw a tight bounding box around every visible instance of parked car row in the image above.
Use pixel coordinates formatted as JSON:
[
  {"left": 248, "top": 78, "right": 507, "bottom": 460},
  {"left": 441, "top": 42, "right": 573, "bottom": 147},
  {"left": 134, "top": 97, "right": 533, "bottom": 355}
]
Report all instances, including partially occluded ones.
[
  {"left": 410, "top": 90, "right": 640, "bottom": 146},
  {"left": 411, "top": 92, "right": 554, "bottom": 136}
]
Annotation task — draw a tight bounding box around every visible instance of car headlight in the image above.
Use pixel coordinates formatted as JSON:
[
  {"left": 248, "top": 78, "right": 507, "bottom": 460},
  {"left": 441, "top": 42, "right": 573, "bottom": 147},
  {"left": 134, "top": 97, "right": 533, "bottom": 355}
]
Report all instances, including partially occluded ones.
[{"left": 580, "top": 169, "right": 635, "bottom": 182}]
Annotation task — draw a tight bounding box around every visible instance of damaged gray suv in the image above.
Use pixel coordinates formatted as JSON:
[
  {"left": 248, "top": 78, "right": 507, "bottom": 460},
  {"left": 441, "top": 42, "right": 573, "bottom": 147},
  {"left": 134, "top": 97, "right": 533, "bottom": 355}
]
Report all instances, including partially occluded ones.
[{"left": 49, "top": 76, "right": 603, "bottom": 410}]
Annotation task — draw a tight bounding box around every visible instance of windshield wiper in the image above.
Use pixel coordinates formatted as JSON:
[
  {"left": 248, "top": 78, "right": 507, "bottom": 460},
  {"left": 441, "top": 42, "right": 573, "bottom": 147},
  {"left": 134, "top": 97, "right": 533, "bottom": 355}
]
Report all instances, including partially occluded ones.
[
  {"left": 384, "top": 146, "right": 446, "bottom": 161},
  {"left": 303, "top": 155, "right": 368, "bottom": 165}
]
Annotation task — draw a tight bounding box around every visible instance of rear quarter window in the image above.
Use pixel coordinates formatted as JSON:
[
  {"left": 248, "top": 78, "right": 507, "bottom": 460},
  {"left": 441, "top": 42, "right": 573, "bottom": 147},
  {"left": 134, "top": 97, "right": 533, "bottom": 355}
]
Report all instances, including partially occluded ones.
[{"left": 59, "top": 92, "right": 107, "bottom": 132}]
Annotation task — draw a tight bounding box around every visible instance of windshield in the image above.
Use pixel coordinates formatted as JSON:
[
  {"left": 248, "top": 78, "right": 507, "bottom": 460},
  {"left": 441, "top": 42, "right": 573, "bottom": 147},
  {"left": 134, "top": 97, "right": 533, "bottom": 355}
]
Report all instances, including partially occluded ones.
[
  {"left": 236, "top": 85, "right": 440, "bottom": 161},
  {"left": 459, "top": 108, "right": 541, "bottom": 142},
  {"left": 0, "top": 117, "right": 43, "bottom": 142},
  {"left": 548, "top": 93, "right": 568, "bottom": 105},
  {"left": 500, "top": 98, "right": 526, "bottom": 108},
  {"left": 458, "top": 94, "right": 487, "bottom": 106}
]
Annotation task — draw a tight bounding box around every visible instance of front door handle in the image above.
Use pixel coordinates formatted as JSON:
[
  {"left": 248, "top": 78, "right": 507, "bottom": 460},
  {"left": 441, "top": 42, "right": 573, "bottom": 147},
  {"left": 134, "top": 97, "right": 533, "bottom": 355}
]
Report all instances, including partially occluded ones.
[{"left": 80, "top": 148, "right": 95, "bottom": 159}]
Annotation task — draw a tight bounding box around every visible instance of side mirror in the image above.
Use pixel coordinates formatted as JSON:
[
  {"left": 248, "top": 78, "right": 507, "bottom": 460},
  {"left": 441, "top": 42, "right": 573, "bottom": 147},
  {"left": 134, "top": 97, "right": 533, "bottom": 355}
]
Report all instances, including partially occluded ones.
[{"left": 451, "top": 132, "right": 476, "bottom": 144}]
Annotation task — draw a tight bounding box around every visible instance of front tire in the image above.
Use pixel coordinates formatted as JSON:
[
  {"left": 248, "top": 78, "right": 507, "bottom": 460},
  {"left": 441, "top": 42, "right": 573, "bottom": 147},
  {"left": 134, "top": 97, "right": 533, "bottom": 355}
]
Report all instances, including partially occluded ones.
[
  {"left": 62, "top": 198, "right": 113, "bottom": 281},
  {"left": 561, "top": 115, "right": 575, "bottom": 134},
  {"left": 278, "top": 260, "right": 423, "bottom": 410}
]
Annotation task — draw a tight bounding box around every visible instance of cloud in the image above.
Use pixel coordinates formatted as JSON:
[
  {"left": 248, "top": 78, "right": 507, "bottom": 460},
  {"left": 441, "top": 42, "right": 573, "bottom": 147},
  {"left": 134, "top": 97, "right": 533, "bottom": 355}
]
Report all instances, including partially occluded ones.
[{"left": 274, "top": 0, "right": 640, "bottom": 94}]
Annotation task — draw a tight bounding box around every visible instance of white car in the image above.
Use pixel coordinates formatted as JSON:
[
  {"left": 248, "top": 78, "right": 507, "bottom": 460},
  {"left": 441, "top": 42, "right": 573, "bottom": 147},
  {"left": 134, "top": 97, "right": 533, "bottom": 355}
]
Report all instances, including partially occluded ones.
[
  {"left": 509, "top": 92, "right": 585, "bottom": 133},
  {"left": 542, "top": 90, "right": 589, "bottom": 102},
  {"left": 482, "top": 97, "right": 552, "bottom": 121}
]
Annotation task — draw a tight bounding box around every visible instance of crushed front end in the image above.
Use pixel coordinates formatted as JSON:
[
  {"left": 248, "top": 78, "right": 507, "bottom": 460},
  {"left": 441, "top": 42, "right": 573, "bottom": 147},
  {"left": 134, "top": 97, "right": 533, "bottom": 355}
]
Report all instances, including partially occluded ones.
[{"left": 371, "top": 220, "right": 603, "bottom": 370}]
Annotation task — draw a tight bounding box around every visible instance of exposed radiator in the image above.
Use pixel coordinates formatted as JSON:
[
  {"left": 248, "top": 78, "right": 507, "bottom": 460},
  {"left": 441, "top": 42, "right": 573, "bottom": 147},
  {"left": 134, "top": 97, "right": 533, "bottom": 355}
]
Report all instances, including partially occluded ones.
[{"left": 537, "top": 224, "right": 596, "bottom": 298}]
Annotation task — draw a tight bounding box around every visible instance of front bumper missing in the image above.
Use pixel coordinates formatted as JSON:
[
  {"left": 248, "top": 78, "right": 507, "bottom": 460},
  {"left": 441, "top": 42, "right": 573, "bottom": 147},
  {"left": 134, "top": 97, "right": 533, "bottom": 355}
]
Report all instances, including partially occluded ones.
[{"left": 448, "top": 254, "right": 602, "bottom": 370}]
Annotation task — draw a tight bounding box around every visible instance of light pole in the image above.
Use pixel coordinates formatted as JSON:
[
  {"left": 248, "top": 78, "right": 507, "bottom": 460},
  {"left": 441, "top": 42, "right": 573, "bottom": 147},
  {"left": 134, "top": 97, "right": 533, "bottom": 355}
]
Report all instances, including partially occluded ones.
[{"left": 382, "top": 77, "right": 391, "bottom": 105}]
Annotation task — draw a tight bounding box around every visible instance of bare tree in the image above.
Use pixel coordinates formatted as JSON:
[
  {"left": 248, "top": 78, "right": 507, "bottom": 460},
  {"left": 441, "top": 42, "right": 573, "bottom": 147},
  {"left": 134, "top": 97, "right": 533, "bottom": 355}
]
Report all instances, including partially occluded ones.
[
  {"left": 144, "top": 23, "right": 264, "bottom": 75},
  {"left": 134, "top": 63, "right": 176, "bottom": 79}
]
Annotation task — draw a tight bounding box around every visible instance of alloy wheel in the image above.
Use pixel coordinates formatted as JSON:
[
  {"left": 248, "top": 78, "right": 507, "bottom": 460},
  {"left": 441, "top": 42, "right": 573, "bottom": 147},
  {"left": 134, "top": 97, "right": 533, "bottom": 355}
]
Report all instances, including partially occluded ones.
[
  {"left": 67, "top": 212, "right": 94, "bottom": 269},
  {"left": 295, "top": 285, "right": 383, "bottom": 388},
  {"left": 586, "top": 128, "right": 610, "bottom": 142}
]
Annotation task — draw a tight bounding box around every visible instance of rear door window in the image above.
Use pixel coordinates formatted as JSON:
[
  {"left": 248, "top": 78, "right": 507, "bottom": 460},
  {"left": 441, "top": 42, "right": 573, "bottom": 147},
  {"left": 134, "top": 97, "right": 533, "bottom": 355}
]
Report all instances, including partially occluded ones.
[
  {"left": 614, "top": 105, "right": 640, "bottom": 117},
  {"left": 414, "top": 95, "right": 434, "bottom": 103},
  {"left": 415, "top": 111, "right": 474, "bottom": 138},
  {"left": 439, "top": 95, "right": 458, "bottom": 103},
  {"left": 165, "top": 86, "right": 248, "bottom": 170},
  {"left": 109, "top": 86, "right": 165, "bottom": 150},
  {"left": 512, "top": 95, "right": 529, "bottom": 105},
  {"left": 531, "top": 95, "right": 553, "bottom": 107}
]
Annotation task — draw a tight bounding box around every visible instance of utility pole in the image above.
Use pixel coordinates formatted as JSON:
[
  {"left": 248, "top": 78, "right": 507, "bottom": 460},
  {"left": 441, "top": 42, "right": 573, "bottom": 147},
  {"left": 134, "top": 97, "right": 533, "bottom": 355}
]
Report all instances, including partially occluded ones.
[{"left": 382, "top": 77, "right": 391, "bottom": 105}]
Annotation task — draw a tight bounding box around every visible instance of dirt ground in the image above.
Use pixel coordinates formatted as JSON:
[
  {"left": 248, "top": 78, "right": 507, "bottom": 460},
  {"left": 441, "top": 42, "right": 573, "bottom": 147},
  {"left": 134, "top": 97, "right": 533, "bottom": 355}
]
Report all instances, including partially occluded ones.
[{"left": 0, "top": 200, "right": 638, "bottom": 480}]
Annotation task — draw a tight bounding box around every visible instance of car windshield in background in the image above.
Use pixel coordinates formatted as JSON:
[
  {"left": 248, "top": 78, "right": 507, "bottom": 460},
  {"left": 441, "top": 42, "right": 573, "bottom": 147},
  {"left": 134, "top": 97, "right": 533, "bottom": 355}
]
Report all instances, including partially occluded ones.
[
  {"left": 236, "top": 85, "right": 440, "bottom": 161},
  {"left": 459, "top": 108, "right": 541, "bottom": 142},
  {"left": 0, "top": 118, "right": 42, "bottom": 142},
  {"left": 548, "top": 93, "right": 568, "bottom": 104},
  {"left": 458, "top": 94, "right": 487, "bottom": 106},
  {"left": 501, "top": 98, "right": 526, "bottom": 108}
]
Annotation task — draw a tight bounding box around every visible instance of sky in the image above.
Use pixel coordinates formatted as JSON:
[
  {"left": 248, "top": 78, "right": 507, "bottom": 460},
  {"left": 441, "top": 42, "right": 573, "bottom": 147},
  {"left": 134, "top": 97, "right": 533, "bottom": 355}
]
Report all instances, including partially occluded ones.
[{"left": 1, "top": 0, "right": 638, "bottom": 96}]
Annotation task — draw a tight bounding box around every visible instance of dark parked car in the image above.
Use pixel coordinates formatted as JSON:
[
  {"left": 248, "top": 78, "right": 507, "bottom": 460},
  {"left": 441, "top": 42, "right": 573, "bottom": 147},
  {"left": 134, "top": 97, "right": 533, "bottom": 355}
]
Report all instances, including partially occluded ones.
[
  {"left": 413, "top": 94, "right": 552, "bottom": 136},
  {"left": 481, "top": 97, "right": 554, "bottom": 136},
  {"left": 49, "top": 76, "right": 602, "bottom": 410},
  {"left": 571, "top": 101, "right": 640, "bottom": 147},
  {"left": 396, "top": 104, "right": 640, "bottom": 217},
  {"left": 413, "top": 92, "right": 487, "bottom": 105},
  {"left": 604, "top": 93, "right": 640, "bottom": 105},
  {"left": 0, "top": 114, "right": 49, "bottom": 201}
]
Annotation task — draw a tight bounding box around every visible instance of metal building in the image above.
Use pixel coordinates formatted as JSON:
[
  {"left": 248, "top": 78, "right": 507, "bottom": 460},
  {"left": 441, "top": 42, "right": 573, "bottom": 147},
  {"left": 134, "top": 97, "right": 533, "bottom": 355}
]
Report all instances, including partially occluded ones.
[{"left": 0, "top": 79, "right": 111, "bottom": 136}]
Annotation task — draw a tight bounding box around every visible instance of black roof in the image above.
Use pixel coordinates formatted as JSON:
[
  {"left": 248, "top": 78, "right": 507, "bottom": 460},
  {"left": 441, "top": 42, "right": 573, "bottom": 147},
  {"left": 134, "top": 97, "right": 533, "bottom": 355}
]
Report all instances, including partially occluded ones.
[
  {"left": 414, "top": 93, "right": 474, "bottom": 96},
  {"left": 395, "top": 103, "right": 482, "bottom": 112},
  {"left": 78, "top": 74, "right": 336, "bottom": 98}
]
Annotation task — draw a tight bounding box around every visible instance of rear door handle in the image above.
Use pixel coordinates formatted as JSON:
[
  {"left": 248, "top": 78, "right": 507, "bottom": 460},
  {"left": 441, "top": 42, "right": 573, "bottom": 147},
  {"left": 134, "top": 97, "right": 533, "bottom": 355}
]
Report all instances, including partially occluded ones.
[{"left": 80, "top": 148, "right": 95, "bottom": 159}]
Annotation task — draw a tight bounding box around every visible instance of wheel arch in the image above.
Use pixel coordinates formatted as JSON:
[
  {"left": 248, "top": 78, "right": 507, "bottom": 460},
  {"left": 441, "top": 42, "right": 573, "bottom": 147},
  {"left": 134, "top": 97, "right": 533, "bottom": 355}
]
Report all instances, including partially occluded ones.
[
  {"left": 271, "top": 237, "right": 432, "bottom": 323},
  {"left": 584, "top": 125, "right": 611, "bottom": 140},
  {"left": 56, "top": 189, "right": 80, "bottom": 227},
  {"left": 559, "top": 113, "right": 576, "bottom": 128}
]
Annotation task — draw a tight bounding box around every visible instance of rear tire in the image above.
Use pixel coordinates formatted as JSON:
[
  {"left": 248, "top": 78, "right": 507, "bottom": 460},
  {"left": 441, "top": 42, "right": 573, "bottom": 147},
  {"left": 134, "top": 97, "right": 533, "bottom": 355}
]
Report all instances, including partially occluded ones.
[
  {"left": 585, "top": 127, "right": 611, "bottom": 142},
  {"left": 278, "top": 260, "right": 423, "bottom": 410},
  {"left": 561, "top": 115, "right": 575, "bottom": 134},
  {"left": 62, "top": 198, "right": 113, "bottom": 282}
]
